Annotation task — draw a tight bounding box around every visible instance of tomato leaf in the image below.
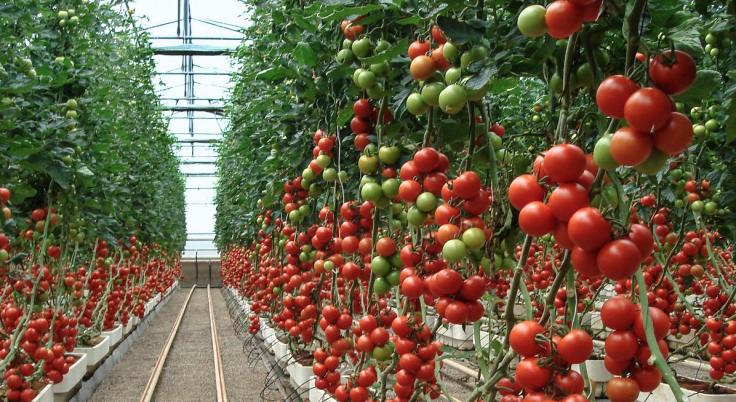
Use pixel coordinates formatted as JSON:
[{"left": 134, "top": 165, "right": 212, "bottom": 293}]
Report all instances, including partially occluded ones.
[
  {"left": 360, "top": 38, "right": 408, "bottom": 64},
  {"left": 464, "top": 66, "right": 496, "bottom": 90},
  {"left": 293, "top": 42, "right": 318, "bottom": 67},
  {"left": 673, "top": 70, "right": 721, "bottom": 103},
  {"left": 436, "top": 16, "right": 484, "bottom": 45}
]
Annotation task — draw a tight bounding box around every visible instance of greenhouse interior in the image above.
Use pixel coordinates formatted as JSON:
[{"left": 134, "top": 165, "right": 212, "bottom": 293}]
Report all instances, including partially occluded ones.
[{"left": 1, "top": 0, "right": 736, "bottom": 401}]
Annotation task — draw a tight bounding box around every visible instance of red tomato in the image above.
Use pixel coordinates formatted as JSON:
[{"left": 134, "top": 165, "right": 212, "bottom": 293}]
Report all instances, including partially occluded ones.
[
  {"left": 509, "top": 320, "right": 545, "bottom": 357},
  {"left": 628, "top": 223, "right": 654, "bottom": 258},
  {"left": 623, "top": 87, "right": 673, "bottom": 133},
  {"left": 453, "top": 171, "right": 481, "bottom": 199},
  {"left": 431, "top": 45, "right": 450, "bottom": 70},
  {"left": 567, "top": 207, "right": 611, "bottom": 251},
  {"left": 554, "top": 222, "right": 575, "bottom": 249},
  {"left": 543, "top": 144, "right": 586, "bottom": 184},
  {"left": 605, "top": 330, "right": 639, "bottom": 361},
  {"left": 519, "top": 201, "right": 557, "bottom": 237},
  {"left": 408, "top": 40, "right": 430, "bottom": 60},
  {"left": 547, "top": 183, "right": 589, "bottom": 222},
  {"left": 596, "top": 75, "right": 640, "bottom": 119},
  {"left": 545, "top": 1, "right": 583, "bottom": 39},
  {"left": 610, "top": 126, "right": 653, "bottom": 166},
  {"left": 633, "top": 307, "right": 670, "bottom": 341},
  {"left": 514, "top": 357, "right": 552, "bottom": 390},
  {"left": 508, "top": 174, "right": 545, "bottom": 210},
  {"left": 554, "top": 370, "right": 585, "bottom": 394},
  {"left": 606, "top": 377, "right": 640, "bottom": 402},
  {"left": 580, "top": 0, "right": 602, "bottom": 22},
  {"left": 649, "top": 50, "right": 697, "bottom": 95},
  {"left": 431, "top": 25, "right": 447, "bottom": 44},
  {"left": 632, "top": 366, "right": 662, "bottom": 392},
  {"left": 653, "top": 112, "right": 693, "bottom": 155},
  {"left": 557, "top": 329, "right": 593, "bottom": 364},
  {"left": 596, "top": 239, "right": 641, "bottom": 280},
  {"left": 601, "top": 296, "right": 636, "bottom": 330}
]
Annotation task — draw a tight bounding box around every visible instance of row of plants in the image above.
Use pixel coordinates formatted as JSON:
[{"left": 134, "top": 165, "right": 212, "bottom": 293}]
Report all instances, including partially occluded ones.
[
  {"left": 1, "top": 1, "right": 185, "bottom": 400},
  {"left": 217, "top": 0, "right": 736, "bottom": 402}
]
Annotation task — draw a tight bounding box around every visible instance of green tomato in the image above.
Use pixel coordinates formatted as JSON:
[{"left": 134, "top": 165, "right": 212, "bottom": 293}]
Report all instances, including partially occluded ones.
[
  {"left": 549, "top": 73, "right": 563, "bottom": 94},
  {"left": 361, "top": 182, "right": 383, "bottom": 202},
  {"left": 705, "top": 33, "right": 718, "bottom": 46},
  {"left": 489, "top": 132, "right": 502, "bottom": 150},
  {"left": 517, "top": 5, "right": 547, "bottom": 38},
  {"left": 353, "top": 68, "right": 366, "bottom": 86},
  {"left": 421, "top": 82, "right": 446, "bottom": 106},
  {"left": 634, "top": 150, "right": 668, "bottom": 175},
  {"left": 272, "top": 287, "right": 281, "bottom": 295},
  {"left": 371, "top": 256, "right": 391, "bottom": 276},
  {"left": 358, "top": 155, "right": 379, "bottom": 174},
  {"left": 386, "top": 270, "right": 401, "bottom": 286},
  {"left": 378, "top": 145, "right": 400, "bottom": 165},
  {"left": 406, "top": 93, "right": 429, "bottom": 115},
  {"left": 342, "top": 38, "right": 353, "bottom": 50},
  {"left": 381, "top": 178, "right": 400, "bottom": 198},
  {"left": 705, "top": 119, "right": 719, "bottom": 131},
  {"left": 670, "top": 168, "right": 683, "bottom": 181},
  {"left": 372, "top": 345, "right": 391, "bottom": 360},
  {"left": 336, "top": 49, "right": 354, "bottom": 65},
  {"left": 704, "top": 201, "right": 717, "bottom": 215},
  {"left": 575, "top": 63, "right": 594, "bottom": 88},
  {"left": 691, "top": 200, "right": 704, "bottom": 214},
  {"left": 370, "top": 61, "right": 390, "bottom": 76},
  {"left": 357, "top": 70, "right": 377, "bottom": 89},
  {"left": 298, "top": 204, "right": 310, "bottom": 216},
  {"left": 710, "top": 48, "right": 720, "bottom": 58},
  {"left": 438, "top": 84, "right": 466, "bottom": 115},
  {"left": 407, "top": 206, "right": 426, "bottom": 226},
  {"left": 302, "top": 168, "right": 316, "bottom": 181},
  {"left": 66, "top": 99, "right": 78, "bottom": 110},
  {"left": 58, "top": 10, "right": 69, "bottom": 19},
  {"left": 462, "top": 227, "right": 486, "bottom": 250},
  {"left": 373, "top": 277, "right": 390, "bottom": 295},
  {"left": 309, "top": 183, "right": 321, "bottom": 197},
  {"left": 338, "top": 170, "right": 348, "bottom": 182},
  {"left": 288, "top": 210, "right": 302, "bottom": 223},
  {"left": 324, "top": 260, "right": 335, "bottom": 271},
  {"left": 415, "top": 192, "right": 437, "bottom": 212},
  {"left": 0, "top": 249, "right": 8, "bottom": 262},
  {"left": 445, "top": 67, "right": 462, "bottom": 85},
  {"left": 443, "top": 42, "right": 459, "bottom": 63},
  {"left": 693, "top": 124, "right": 706, "bottom": 138},
  {"left": 593, "top": 135, "right": 620, "bottom": 170},
  {"left": 594, "top": 49, "right": 610, "bottom": 66},
  {"left": 316, "top": 154, "right": 331, "bottom": 168},
  {"left": 442, "top": 239, "right": 467, "bottom": 262},
  {"left": 352, "top": 38, "right": 372, "bottom": 58}
]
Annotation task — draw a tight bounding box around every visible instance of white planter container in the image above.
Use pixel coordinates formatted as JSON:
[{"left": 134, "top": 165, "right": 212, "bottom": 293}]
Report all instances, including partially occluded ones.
[
  {"left": 451, "top": 324, "right": 474, "bottom": 350},
  {"left": 273, "top": 339, "right": 289, "bottom": 362},
  {"left": 578, "top": 359, "right": 612, "bottom": 383},
  {"left": 102, "top": 325, "right": 123, "bottom": 347},
  {"left": 32, "top": 384, "right": 53, "bottom": 402},
  {"left": 288, "top": 360, "right": 314, "bottom": 388},
  {"left": 261, "top": 324, "right": 276, "bottom": 344},
  {"left": 74, "top": 335, "right": 110, "bottom": 369},
  {"left": 52, "top": 353, "right": 87, "bottom": 394},
  {"left": 475, "top": 330, "right": 502, "bottom": 349},
  {"left": 639, "top": 382, "right": 736, "bottom": 402},
  {"left": 667, "top": 331, "right": 695, "bottom": 349}
]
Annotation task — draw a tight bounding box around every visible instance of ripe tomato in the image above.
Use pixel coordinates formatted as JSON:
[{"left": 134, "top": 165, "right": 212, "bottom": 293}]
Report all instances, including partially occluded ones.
[
  {"left": 610, "top": 127, "right": 653, "bottom": 166},
  {"left": 653, "top": 112, "right": 693, "bottom": 155},
  {"left": 596, "top": 239, "right": 641, "bottom": 280},
  {"left": 353, "top": 98, "right": 372, "bottom": 118},
  {"left": 554, "top": 370, "right": 584, "bottom": 394},
  {"left": 414, "top": 147, "right": 440, "bottom": 172},
  {"left": 431, "top": 25, "right": 446, "bottom": 44},
  {"left": 628, "top": 224, "right": 654, "bottom": 258},
  {"left": 514, "top": 357, "right": 552, "bottom": 390},
  {"left": 567, "top": 207, "right": 611, "bottom": 251},
  {"left": 508, "top": 174, "right": 545, "bottom": 210},
  {"left": 398, "top": 180, "right": 422, "bottom": 202},
  {"left": 547, "top": 183, "right": 589, "bottom": 222},
  {"left": 606, "top": 377, "right": 640, "bottom": 402},
  {"left": 554, "top": 222, "right": 575, "bottom": 249},
  {"left": 580, "top": 0, "right": 602, "bottom": 22},
  {"left": 557, "top": 329, "right": 593, "bottom": 364},
  {"left": 601, "top": 296, "right": 636, "bottom": 330},
  {"left": 545, "top": 1, "right": 583, "bottom": 39},
  {"left": 408, "top": 40, "right": 430, "bottom": 60},
  {"left": 519, "top": 201, "right": 556, "bottom": 237},
  {"left": 623, "top": 88, "right": 673, "bottom": 133},
  {"left": 632, "top": 366, "right": 662, "bottom": 392},
  {"left": 605, "top": 330, "right": 639, "bottom": 361},
  {"left": 649, "top": 50, "right": 696, "bottom": 95},
  {"left": 633, "top": 307, "right": 670, "bottom": 341},
  {"left": 509, "top": 320, "right": 545, "bottom": 357},
  {"left": 436, "top": 224, "right": 460, "bottom": 245},
  {"left": 375, "top": 237, "right": 396, "bottom": 257},
  {"left": 543, "top": 144, "right": 586, "bottom": 183},
  {"left": 444, "top": 301, "right": 469, "bottom": 324},
  {"left": 410, "top": 55, "right": 435, "bottom": 81},
  {"left": 400, "top": 275, "right": 424, "bottom": 298},
  {"left": 431, "top": 45, "right": 450, "bottom": 70},
  {"left": 453, "top": 171, "right": 481, "bottom": 199},
  {"left": 596, "top": 75, "right": 640, "bottom": 119}
]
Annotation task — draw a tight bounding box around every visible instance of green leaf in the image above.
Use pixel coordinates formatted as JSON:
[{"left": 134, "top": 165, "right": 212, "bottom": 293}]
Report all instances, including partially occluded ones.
[
  {"left": 8, "top": 140, "right": 37, "bottom": 158},
  {"left": 436, "top": 16, "right": 484, "bottom": 45},
  {"left": 255, "top": 66, "right": 294, "bottom": 81},
  {"left": 293, "top": 42, "right": 318, "bottom": 67},
  {"left": 9, "top": 183, "right": 36, "bottom": 204},
  {"left": 673, "top": 70, "right": 722, "bottom": 103},
  {"left": 464, "top": 66, "right": 496, "bottom": 90},
  {"left": 47, "top": 162, "right": 71, "bottom": 189},
  {"left": 360, "top": 38, "right": 408, "bottom": 64}
]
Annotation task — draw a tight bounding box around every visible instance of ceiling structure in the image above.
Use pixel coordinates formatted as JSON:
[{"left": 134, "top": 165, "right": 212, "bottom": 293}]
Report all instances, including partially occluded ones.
[{"left": 132, "top": 0, "right": 247, "bottom": 260}]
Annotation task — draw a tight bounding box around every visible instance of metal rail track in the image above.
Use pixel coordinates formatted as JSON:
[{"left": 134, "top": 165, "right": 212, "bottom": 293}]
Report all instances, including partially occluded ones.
[{"left": 138, "top": 287, "right": 228, "bottom": 402}]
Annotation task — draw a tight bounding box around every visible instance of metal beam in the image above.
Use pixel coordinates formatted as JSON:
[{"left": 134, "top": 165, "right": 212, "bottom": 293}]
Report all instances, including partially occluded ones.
[
  {"left": 156, "top": 72, "right": 231, "bottom": 76},
  {"left": 153, "top": 44, "right": 233, "bottom": 56},
  {"left": 150, "top": 36, "right": 242, "bottom": 41},
  {"left": 162, "top": 105, "right": 224, "bottom": 113},
  {"left": 177, "top": 139, "right": 220, "bottom": 144}
]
